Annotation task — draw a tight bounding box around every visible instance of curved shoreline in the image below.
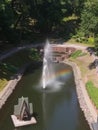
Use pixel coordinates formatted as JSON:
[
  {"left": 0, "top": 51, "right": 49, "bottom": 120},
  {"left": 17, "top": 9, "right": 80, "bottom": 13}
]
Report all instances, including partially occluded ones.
[{"left": 64, "top": 60, "right": 97, "bottom": 130}]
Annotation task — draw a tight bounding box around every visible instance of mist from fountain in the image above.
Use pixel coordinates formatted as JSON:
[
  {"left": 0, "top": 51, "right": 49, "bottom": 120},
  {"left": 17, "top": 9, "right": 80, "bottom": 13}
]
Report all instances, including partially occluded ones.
[
  {"left": 41, "top": 40, "right": 64, "bottom": 91},
  {"left": 42, "top": 40, "right": 54, "bottom": 89}
]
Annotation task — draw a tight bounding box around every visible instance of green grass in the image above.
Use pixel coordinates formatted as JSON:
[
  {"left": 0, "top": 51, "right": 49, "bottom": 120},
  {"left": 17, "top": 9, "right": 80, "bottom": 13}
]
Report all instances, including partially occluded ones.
[
  {"left": 70, "top": 50, "right": 87, "bottom": 59},
  {"left": 67, "top": 38, "right": 95, "bottom": 47},
  {"left": 0, "top": 79, "right": 8, "bottom": 91},
  {"left": 86, "top": 81, "right": 98, "bottom": 108}
]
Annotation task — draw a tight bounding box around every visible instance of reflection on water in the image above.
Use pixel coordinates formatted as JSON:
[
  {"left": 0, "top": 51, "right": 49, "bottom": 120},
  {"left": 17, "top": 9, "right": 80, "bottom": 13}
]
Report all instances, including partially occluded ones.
[{"left": 0, "top": 63, "right": 90, "bottom": 130}]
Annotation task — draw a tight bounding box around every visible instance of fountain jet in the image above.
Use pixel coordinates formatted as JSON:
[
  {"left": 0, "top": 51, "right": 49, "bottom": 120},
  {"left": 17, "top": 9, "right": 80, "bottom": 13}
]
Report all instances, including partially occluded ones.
[
  {"left": 42, "top": 40, "right": 54, "bottom": 89},
  {"left": 41, "top": 40, "right": 64, "bottom": 92}
]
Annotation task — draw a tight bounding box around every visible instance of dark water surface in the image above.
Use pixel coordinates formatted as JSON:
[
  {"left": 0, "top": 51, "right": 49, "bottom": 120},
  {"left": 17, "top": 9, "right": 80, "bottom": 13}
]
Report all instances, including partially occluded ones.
[{"left": 0, "top": 63, "right": 90, "bottom": 130}]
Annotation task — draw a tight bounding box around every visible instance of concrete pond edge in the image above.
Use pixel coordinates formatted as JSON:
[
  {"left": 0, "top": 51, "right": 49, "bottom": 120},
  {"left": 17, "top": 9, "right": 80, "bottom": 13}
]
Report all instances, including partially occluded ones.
[
  {"left": 0, "top": 64, "right": 29, "bottom": 109},
  {"left": 64, "top": 60, "right": 98, "bottom": 130}
]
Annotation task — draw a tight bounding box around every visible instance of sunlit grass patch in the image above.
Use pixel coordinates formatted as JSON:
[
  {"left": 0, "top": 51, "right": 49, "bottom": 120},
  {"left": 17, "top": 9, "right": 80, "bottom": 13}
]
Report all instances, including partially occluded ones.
[
  {"left": 86, "top": 81, "right": 98, "bottom": 108},
  {"left": 70, "top": 50, "right": 87, "bottom": 59},
  {"left": 0, "top": 79, "right": 8, "bottom": 91}
]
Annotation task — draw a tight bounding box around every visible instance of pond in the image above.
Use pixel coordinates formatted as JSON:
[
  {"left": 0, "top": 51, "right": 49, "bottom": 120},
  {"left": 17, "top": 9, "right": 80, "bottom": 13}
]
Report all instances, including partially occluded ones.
[{"left": 0, "top": 62, "right": 90, "bottom": 130}]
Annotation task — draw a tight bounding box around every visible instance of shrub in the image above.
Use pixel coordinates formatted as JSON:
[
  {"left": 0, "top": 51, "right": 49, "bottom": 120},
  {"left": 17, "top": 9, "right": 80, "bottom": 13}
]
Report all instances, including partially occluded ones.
[{"left": 88, "top": 37, "right": 95, "bottom": 44}]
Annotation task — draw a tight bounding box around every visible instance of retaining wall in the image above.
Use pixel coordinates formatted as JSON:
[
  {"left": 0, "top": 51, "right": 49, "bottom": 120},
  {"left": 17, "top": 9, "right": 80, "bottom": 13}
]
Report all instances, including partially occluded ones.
[
  {"left": 64, "top": 60, "right": 98, "bottom": 130},
  {"left": 0, "top": 64, "right": 29, "bottom": 109}
]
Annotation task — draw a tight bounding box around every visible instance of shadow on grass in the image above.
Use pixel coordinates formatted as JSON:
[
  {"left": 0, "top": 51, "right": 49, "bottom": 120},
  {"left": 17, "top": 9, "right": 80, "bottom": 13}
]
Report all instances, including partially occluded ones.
[
  {"left": 88, "top": 59, "right": 98, "bottom": 70},
  {"left": 86, "top": 47, "right": 96, "bottom": 55},
  {"left": 88, "top": 61, "right": 96, "bottom": 70}
]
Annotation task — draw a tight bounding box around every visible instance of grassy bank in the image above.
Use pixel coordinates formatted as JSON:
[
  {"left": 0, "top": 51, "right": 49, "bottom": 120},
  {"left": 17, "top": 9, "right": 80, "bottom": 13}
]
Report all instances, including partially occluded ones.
[
  {"left": 86, "top": 81, "right": 98, "bottom": 108},
  {"left": 67, "top": 38, "right": 95, "bottom": 47},
  {"left": 69, "top": 50, "right": 98, "bottom": 109}
]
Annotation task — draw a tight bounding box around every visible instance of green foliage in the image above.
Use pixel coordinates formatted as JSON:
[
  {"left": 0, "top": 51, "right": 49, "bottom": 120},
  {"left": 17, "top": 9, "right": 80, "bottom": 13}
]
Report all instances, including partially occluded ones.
[
  {"left": 62, "top": 0, "right": 84, "bottom": 16},
  {"left": 73, "top": 34, "right": 86, "bottom": 43},
  {"left": 0, "top": 0, "right": 85, "bottom": 46},
  {"left": 88, "top": 37, "right": 95, "bottom": 44},
  {"left": 62, "top": 15, "right": 78, "bottom": 22},
  {"left": 0, "top": 49, "right": 33, "bottom": 90},
  {"left": 0, "top": 0, "right": 18, "bottom": 43},
  {"left": 78, "top": 1, "right": 98, "bottom": 38},
  {"left": 95, "top": 36, "right": 98, "bottom": 55},
  {"left": 86, "top": 81, "right": 98, "bottom": 108},
  {"left": 4, "top": 49, "right": 32, "bottom": 67},
  {"left": 0, "top": 48, "right": 42, "bottom": 90},
  {"left": 29, "top": 48, "right": 41, "bottom": 61},
  {"left": 0, "top": 63, "right": 18, "bottom": 73}
]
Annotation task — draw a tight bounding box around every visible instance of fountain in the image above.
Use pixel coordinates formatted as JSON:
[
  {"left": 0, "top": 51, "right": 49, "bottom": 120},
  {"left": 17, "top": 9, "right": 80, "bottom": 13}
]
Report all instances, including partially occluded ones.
[
  {"left": 41, "top": 40, "right": 64, "bottom": 91},
  {"left": 0, "top": 40, "right": 90, "bottom": 130},
  {"left": 42, "top": 40, "right": 54, "bottom": 89}
]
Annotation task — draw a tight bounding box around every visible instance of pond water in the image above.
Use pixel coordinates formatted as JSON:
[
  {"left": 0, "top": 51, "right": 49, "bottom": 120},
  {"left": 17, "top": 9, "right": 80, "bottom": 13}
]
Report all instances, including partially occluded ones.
[{"left": 0, "top": 63, "right": 90, "bottom": 130}]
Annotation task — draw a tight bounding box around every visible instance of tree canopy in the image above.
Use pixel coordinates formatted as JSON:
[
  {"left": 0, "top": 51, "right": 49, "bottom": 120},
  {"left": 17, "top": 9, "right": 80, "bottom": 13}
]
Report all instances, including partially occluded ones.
[{"left": 1, "top": 0, "right": 98, "bottom": 54}]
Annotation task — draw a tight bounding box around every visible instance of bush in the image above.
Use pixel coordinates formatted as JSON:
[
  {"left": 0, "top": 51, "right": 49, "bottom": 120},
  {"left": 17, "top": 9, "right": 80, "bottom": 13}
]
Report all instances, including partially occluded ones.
[
  {"left": 88, "top": 37, "right": 95, "bottom": 44},
  {"left": 29, "top": 48, "right": 41, "bottom": 61}
]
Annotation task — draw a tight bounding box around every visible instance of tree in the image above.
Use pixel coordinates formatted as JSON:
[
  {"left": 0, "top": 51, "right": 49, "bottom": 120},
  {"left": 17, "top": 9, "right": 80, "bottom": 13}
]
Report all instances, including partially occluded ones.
[
  {"left": 78, "top": 1, "right": 98, "bottom": 38},
  {"left": 29, "top": 48, "right": 41, "bottom": 61},
  {"left": 0, "top": 0, "right": 16, "bottom": 43}
]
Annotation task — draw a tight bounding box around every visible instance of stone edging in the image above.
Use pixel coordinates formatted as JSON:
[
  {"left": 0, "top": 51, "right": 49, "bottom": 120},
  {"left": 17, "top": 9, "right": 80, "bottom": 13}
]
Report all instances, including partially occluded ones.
[
  {"left": 0, "top": 64, "right": 29, "bottom": 109},
  {"left": 64, "top": 60, "right": 97, "bottom": 130}
]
